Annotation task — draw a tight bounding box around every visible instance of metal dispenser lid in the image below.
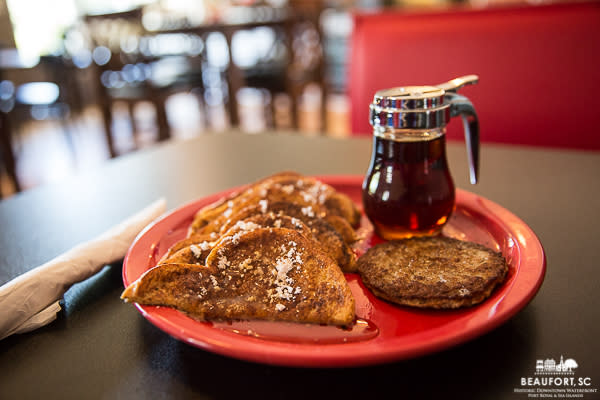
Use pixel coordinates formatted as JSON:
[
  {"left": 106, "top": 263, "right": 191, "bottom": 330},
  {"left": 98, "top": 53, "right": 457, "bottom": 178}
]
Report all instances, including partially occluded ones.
[
  {"left": 369, "top": 75, "right": 478, "bottom": 130},
  {"left": 368, "top": 75, "right": 481, "bottom": 184},
  {"left": 370, "top": 86, "right": 448, "bottom": 130}
]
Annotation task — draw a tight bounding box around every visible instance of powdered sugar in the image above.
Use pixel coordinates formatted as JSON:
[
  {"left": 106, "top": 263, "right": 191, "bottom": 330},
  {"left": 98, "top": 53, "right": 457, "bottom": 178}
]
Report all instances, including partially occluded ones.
[
  {"left": 281, "top": 184, "right": 294, "bottom": 194},
  {"left": 259, "top": 199, "right": 268, "bottom": 213},
  {"left": 301, "top": 206, "right": 314, "bottom": 217},
  {"left": 217, "top": 255, "right": 231, "bottom": 270},
  {"left": 190, "top": 244, "right": 202, "bottom": 259},
  {"left": 233, "top": 220, "right": 260, "bottom": 232},
  {"left": 290, "top": 217, "right": 303, "bottom": 228},
  {"left": 198, "top": 241, "right": 211, "bottom": 251},
  {"left": 271, "top": 241, "right": 303, "bottom": 304},
  {"left": 275, "top": 256, "right": 294, "bottom": 283},
  {"left": 230, "top": 232, "right": 242, "bottom": 245},
  {"left": 300, "top": 192, "right": 314, "bottom": 203},
  {"left": 299, "top": 182, "right": 330, "bottom": 205}
]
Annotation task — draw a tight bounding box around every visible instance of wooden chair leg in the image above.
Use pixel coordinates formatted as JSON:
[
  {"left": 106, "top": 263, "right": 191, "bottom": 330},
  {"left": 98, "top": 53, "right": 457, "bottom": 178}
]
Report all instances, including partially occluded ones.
[
  {"left": 0, "top": 112, "right": 21, "bottom": 193},
  {"left": 127, "top": 101, "right": 140, "bottom": 149},
  {"left": 99, "top": 101, "right": 116, "bottom": 158},
  {"left": 153, "top": 97, "right": 170, "bottom": 142}
]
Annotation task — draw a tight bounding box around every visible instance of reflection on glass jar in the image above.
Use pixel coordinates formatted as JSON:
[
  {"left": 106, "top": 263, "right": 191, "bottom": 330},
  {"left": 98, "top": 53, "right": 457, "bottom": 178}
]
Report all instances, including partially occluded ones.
[{"left": 363, "top": 129, "right": 455, "bottom": 239}]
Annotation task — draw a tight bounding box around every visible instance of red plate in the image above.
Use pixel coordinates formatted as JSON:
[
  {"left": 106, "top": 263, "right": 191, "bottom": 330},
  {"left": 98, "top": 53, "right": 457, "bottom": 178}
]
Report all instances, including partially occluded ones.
[{"left": 123, "top": 175, "right": 545, "bottom": 367}]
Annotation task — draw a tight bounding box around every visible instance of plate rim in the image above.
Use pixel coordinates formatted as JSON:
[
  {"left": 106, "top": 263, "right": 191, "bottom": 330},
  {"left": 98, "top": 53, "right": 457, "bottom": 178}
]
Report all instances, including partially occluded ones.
[{"left": 122, "top": 175, "right": 546, "bottom": 367}]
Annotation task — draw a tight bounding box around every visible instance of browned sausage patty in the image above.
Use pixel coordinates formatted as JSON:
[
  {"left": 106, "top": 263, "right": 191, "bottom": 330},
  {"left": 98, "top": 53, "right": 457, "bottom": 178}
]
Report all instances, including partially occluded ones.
[{"left": 357, "top": 236, "right": 508, "bottom": 309}]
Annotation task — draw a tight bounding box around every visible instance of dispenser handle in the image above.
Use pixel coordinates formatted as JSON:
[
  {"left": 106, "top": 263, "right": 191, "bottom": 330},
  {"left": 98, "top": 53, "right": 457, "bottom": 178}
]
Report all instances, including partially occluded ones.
[
  {"left": 436, "top": 75, "right": 479, "bottom": 93},
  {"left": 446, "top": 92, "right": 480, "bottom": 184}
]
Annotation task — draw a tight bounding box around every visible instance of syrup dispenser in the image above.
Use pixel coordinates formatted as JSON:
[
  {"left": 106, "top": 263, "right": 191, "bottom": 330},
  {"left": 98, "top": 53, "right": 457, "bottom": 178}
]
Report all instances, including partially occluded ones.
[{"left": 362, "top": 75, "right": 480, "bottom": 239}]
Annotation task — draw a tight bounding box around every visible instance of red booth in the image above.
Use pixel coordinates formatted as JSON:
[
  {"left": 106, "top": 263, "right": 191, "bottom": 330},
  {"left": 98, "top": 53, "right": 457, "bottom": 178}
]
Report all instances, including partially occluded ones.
[{"left": 348, "top": 1, "right": 600, "bottom": 150}]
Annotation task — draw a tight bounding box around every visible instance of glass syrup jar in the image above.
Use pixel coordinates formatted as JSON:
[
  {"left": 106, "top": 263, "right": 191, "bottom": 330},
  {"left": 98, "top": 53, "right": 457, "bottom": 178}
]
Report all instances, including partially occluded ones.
[{"left": 362, "top": 75, "right": 480, "bottom": 239}]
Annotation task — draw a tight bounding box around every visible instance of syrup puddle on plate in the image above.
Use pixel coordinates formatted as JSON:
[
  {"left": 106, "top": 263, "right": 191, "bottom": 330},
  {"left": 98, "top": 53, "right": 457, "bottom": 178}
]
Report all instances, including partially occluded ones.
[{"left": 207, "top": 318, "right": 378, "bottom": 344}]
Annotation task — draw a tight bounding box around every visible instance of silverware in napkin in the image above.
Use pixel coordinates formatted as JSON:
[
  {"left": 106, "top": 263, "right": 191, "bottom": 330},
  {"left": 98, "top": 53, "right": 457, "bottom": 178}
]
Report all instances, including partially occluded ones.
[{"left": 0, "top": 198, "right": 167, "bottom": 340}]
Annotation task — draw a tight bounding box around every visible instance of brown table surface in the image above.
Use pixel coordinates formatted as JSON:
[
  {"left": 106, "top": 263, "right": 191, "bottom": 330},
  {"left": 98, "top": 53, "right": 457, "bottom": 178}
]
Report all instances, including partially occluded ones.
[{"left": 1, "top": 132, "right": 599, "bottom": 399}]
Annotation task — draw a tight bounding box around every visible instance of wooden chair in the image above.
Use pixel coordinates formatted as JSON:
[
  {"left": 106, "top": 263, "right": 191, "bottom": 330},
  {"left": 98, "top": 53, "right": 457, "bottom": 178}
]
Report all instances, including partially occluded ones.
[
  {"left": 214, "top": 1, "right": 325, "bottom": 131},
  {"left": 83, "top": 8, "right": 206, "bottom": 157},
  {"left": 0, "top": 108, "right": 20, "bottom": 197},
  {"left": 348, "top": 2, "right": 600, "bottom": 150},
  {"left": 1, "top": 54, "right": 80, "bottom": 195},
  {"left": 83, "top": 9, "right": 161, "bottom": 157}
]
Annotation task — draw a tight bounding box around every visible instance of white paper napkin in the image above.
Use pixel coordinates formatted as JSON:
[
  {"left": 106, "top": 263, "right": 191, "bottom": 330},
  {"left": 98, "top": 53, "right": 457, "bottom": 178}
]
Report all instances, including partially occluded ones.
[{"left": 0, "top": 198, "right": 167, "bottom": 340}]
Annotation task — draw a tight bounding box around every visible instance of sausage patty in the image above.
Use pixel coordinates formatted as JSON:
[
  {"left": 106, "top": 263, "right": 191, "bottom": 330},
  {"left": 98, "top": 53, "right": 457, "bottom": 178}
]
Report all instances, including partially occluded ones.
[{"left": 357, "top": 236, "right": 508, "bottom": 309}]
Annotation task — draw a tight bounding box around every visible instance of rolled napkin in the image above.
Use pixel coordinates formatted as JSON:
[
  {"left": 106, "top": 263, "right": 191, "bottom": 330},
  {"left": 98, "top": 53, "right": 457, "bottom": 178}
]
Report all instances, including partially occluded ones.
[{"left": 0, "top": 198, "right": 167, "bottom": 340}]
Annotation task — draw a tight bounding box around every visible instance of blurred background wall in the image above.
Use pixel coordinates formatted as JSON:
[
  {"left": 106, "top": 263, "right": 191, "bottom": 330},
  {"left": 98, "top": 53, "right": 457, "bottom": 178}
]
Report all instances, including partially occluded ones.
[{"left": 0, "top": 0, "right": 586, "bottom": 198}]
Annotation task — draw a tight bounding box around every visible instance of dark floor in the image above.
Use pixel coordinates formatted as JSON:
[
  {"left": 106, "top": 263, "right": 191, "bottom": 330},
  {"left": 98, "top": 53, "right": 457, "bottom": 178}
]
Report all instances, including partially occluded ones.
[
  {"left": 0, "top": 94, "right": 219, "bottom": 198},
  {"left": 0, "top": 92, "right": 350, "bottom": 199}
]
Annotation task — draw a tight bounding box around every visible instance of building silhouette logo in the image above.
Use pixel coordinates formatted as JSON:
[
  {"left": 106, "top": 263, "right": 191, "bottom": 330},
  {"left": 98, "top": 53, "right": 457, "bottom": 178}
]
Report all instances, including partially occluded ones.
[
  {"left": 515, "top": 355, "right": 596, "bottom": 397},
  {"left": 535, "top": 355, "right": 578, "bottom": 375}
]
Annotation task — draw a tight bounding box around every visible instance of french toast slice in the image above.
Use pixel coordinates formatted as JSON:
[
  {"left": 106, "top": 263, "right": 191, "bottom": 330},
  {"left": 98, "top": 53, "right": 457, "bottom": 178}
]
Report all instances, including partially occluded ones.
[
  {"left": 121, "top": 228, "right": 355, "bottom": 326},
  {"left": 218, "top": 200, "right": 357, "bottom": 244},
  {"left": 263, "top": 175, "right": 361, "bottom": 227},
  {"left": 323, "top": 214, "right": 358, "bottom": 245},
  {"left": 190, "top": 183, "right": 329, "bottom": 236},
  {"left": 252, "top": 175, "right": 361, "bottom": 227},
  {"left": 163, "top": 213, "right": 313, "bottom": 266},
  {"left": 188, "top": 172, "right": 361, "bottom": 235},
  {"left": 162, "top": 233, "right": 217, "bottom": 262},
  {"left": 218, "top": 201, "right": 357, "bottom": 272},
  {"left": 220, "top": 213, "right": 314, "bottom": 241},
  {"left": 160, "top": 241, "right": 213, "bottom": 266},
  {"left": 188, "top": 171, "right": 302, "bottom": 233},
  {"left": 324, "top": 192, "right": 362, "bottom": 228},
  {"left": 258, "top": 201, "right": 357, "bottom": 272}
]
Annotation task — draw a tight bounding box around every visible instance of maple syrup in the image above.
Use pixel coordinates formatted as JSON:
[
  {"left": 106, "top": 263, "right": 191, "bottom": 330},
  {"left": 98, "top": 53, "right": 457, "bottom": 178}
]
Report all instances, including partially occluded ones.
[
  {"left": 211, "top": 318, "right": 378, "bottom": 344},
  {"left": 362, "top": 132, "right": 455, "bottom": 239},
  {"left": 363, "top": 76, "right": 480, "bottom": 238}
]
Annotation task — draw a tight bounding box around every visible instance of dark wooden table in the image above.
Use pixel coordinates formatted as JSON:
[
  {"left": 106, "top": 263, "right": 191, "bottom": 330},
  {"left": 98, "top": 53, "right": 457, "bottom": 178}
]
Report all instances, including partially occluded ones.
[{"left": 1, "top": 132, "right": 599, "bottom": 399}]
